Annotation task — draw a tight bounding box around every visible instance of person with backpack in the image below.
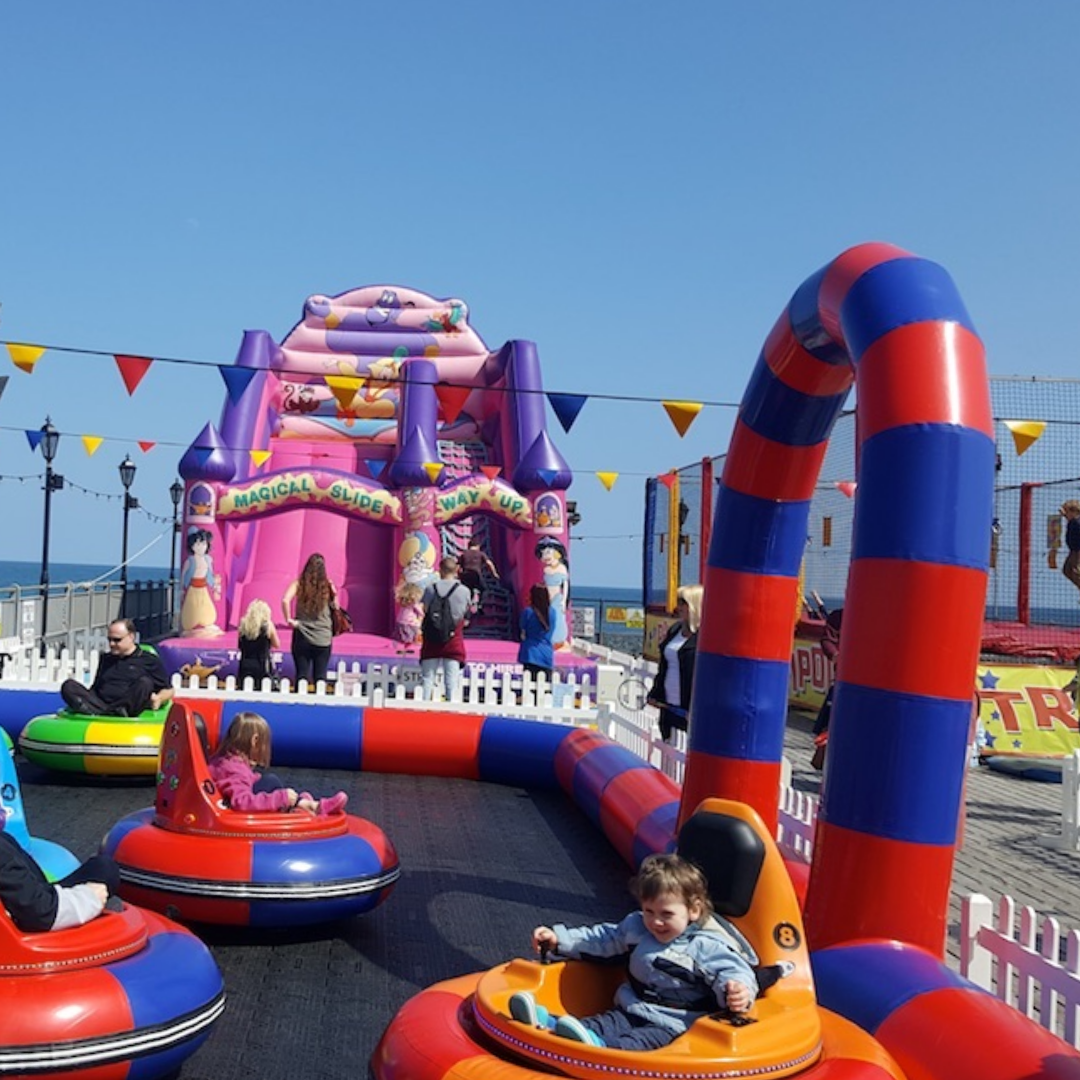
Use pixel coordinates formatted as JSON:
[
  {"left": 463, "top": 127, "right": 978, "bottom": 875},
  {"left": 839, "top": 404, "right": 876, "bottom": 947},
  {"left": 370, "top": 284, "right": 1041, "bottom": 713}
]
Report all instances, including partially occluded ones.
[{"left": 419, "top": 557, "right": 472, "bottom": 701}]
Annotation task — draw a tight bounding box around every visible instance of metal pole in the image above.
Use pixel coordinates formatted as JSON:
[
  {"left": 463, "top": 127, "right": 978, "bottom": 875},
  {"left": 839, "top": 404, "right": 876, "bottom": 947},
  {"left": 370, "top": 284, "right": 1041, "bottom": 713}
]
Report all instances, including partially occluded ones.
[
  {"left": 121, "top": 495, "right": 132, "bottom": 590},
  {"left": 40, "top": 462, "right": 53, "bottom": 655}
]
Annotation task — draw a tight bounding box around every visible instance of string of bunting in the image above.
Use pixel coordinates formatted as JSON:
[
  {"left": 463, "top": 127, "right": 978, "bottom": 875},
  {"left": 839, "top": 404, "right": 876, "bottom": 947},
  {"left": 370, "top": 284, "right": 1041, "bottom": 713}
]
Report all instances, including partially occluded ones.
[{"left": 0, "top": 341, "right": 1056, "bottom": 503}]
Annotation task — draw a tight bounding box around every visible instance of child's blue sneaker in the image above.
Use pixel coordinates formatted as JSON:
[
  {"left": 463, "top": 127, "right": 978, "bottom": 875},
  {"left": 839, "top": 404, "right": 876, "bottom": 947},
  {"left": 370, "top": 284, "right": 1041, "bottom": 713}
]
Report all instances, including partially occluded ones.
[
  {"left": 555, "top": 1015, "right": 605, "bottom": 1047},
  {"left": 509, "top": 992, "right": 550, "bottom": 1028}
]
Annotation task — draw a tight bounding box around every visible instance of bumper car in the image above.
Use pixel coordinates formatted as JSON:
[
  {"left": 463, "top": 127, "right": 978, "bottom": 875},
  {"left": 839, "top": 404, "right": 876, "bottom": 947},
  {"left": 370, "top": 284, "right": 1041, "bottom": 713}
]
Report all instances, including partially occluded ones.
[
  {"left": 102, "top": 701, "right": 400, "bottom": 927},
  {"left": 0, "top": 882, "right": 224, "bottom": 1078},
  {"left": 19, "top": 702, "right": 171, "bottom": 777},
  {"left": 1, "top": 728, "right": 79, "bottom": 879},
  {"left": 373, "top": 799, "right": 905, "bottom": 1080}
]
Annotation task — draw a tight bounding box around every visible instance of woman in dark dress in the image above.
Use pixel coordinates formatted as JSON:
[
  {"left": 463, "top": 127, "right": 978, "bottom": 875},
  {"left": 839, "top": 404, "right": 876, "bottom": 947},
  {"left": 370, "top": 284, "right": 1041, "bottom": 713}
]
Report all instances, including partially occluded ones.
[
  {"left": 237, "top": 599, "right": 281, "bottom": 688},
  {"left": 648, "top": 584, "right": 703, "bottom": 743}
]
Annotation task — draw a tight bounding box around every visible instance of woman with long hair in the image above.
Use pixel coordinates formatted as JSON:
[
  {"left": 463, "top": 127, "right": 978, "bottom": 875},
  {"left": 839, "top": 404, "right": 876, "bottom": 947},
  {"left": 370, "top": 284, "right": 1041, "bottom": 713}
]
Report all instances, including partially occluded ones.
[
  {"left": 518, "top": 583, "right": 555, "bottom": 678},
  {"left": 647, "top": 584, "right": 703, "bottom": 743},
  {"left": 236, "top": 598, "right": 281, "bottom": 688},
  {"left": 281, "top": 553, "right": 338, "bottom": 686}
]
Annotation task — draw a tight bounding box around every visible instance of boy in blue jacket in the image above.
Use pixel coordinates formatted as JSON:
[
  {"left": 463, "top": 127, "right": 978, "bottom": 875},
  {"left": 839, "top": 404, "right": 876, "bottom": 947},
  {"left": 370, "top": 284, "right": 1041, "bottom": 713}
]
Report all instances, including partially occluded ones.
[{"left": 510, "top": 853, "right": 758, "bottom": 1050}]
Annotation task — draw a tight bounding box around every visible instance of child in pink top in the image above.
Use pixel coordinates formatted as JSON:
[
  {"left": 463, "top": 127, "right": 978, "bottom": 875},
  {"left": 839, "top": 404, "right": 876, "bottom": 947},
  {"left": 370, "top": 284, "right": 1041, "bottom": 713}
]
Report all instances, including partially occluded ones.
[{"left": 208, "top": 712, "right": 348, "bottom": 816}]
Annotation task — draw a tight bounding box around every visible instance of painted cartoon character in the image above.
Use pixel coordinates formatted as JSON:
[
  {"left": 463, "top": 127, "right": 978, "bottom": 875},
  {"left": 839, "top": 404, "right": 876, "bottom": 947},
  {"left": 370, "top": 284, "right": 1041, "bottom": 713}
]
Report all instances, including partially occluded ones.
[
  {"left": 535, "top": 493, "right": 563, "bottom": 532},
  {"left": 180, "top": 528, "right": 222, "bottom": 637},
  {"left": 535, "top": 537, "right": 569, "bottom": 647},
  {"left": 424, "top": 303, "right": 465, "bottom": 334},
  {"left": 366, "top": 289, "right": 403, "bottom": 325},
  {"left": 393, "top": 582, "right": 425, "bottom": 650},
  {"left": 398, "top": 532, "right": 437, "bottom": 590},
  {"left": 282, "top": 383, "right": 321, "bottom": 414}
]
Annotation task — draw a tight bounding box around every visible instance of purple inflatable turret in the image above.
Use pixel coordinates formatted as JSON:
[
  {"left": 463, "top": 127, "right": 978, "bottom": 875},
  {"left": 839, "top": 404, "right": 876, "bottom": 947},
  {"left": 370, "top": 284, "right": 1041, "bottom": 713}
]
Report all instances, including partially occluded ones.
[{"left": 387, "top": 359, "right": 442, "bottom": 488}]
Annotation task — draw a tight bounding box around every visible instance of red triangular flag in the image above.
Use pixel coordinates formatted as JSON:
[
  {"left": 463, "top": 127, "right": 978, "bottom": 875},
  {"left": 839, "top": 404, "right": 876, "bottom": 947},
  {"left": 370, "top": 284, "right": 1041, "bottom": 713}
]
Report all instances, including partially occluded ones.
[
  {"left": 658, "top": 472, "right": 677, "bottom": 491},
  {"left": 435, "top": 383, "right": 471, "bottom": 425},
  {"left": 480, "top": 465, "right": 502, "bottom": 482},
  {"left": 115, "top": 354, "right": 153, "bottom": 396},
  {"left": 138, "top": 441, "right": 156, "bottom": 453}
]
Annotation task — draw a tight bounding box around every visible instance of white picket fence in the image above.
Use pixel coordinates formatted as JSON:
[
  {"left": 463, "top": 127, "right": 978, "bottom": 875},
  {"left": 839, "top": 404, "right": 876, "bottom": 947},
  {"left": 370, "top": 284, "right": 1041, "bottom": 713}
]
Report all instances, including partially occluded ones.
[
  {"left": 8, "top": 636, "right": 1080, "bottom": 1046},
  {"left": 961, "top": 893, "right": 1080, "bottom": 1047}
]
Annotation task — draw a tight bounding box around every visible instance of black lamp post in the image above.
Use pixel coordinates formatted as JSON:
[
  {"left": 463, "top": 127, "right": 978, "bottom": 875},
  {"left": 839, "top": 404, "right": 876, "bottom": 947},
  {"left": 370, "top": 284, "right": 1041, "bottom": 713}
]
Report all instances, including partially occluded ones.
[
  {"left": 119, "top": 456, "right": 138, "bottom": 590},
  {"left": 169, "top": 479, "right": 184, "bottom": 625},
  {"left": 38, "top": 418, "right": 63, "bottom": 654}
]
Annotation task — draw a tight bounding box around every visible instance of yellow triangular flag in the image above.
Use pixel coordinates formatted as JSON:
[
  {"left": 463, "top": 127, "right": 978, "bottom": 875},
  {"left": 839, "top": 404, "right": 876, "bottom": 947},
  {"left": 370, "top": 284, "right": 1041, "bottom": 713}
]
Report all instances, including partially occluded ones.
[
  {"left": 81, "top": 435, "right": 103, "bottom": 456},
  {"left": 1004, "top": 420, "right": 1046, "bottom": 457},
  {"left": 596, "top": 471, "right": 619, "bottom": 491},
  {"left": 7, "top": 343, "right": 45, "bottom": 374},
  {"left": 324, "top": 375, "right": 365, "bottom": 411},
  {"left": 662, "top": 400, "right": 703, "bottom": 438},
  {"left": 423, "top": 461, "right": 444, "bottom": 484},
  {"left": 250, "top": 449, "right": 272, "bottom": 467}
]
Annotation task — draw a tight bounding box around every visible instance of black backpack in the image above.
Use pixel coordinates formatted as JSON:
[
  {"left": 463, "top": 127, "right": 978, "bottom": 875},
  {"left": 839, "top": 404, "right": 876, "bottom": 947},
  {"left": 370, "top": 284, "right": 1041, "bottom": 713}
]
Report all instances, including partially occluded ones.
[{"left": 422, "top": 583, "right": 462, "bottom": 645}]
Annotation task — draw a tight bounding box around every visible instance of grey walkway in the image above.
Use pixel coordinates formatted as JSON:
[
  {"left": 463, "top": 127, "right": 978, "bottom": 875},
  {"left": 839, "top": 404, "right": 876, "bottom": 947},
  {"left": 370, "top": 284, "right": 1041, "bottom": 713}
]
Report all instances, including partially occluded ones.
[
  {"left": 14, "top": 715, "right": 1080, "bottom": 1078},
  {"left": 784, "top": 709, "right": 1080, "bottom": 967}
]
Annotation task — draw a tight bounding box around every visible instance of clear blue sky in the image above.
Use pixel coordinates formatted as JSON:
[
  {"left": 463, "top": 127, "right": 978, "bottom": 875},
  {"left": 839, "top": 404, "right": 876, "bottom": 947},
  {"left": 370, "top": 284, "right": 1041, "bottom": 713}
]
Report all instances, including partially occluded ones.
[{"left": 1, "top": 1, "right": 1077, "bottom": 588}]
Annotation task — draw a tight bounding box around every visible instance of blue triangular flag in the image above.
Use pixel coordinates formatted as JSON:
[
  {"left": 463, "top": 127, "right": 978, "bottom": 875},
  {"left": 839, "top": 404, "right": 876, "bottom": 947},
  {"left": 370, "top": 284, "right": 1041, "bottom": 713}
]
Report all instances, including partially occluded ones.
[
  {"left": 538, "top": 468, "right": 559, "bottom": 488},
  {"left": 25, "top": 429, "right": 43, "bottom": 453},
  {"left": 547, "top": 392, "right": 587, "bottom": 434},
  {"left": 0, "top": 376, "right": 8, "bottom": 404},
  {"left": 220, "top": 366, "right": 257, "bottom": 405},
  {"left": 366, "top": 459, "right": 387, "bottom": 480}
]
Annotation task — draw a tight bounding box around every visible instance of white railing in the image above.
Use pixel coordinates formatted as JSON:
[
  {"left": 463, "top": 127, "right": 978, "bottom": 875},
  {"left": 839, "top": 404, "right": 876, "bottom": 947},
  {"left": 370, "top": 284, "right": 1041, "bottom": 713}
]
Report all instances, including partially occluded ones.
[
  {"left": 171, "top": 665, "right": 599, "bottom": 726},
  {"left": 961, "top": 893, "right": 1080, "bottom": 1048}
]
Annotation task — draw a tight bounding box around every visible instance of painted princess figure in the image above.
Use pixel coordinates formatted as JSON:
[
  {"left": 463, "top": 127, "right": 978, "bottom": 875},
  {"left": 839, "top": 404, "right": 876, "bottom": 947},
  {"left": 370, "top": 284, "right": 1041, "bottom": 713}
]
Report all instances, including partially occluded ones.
[
  {"left": 536, "top": 537, "right": 569, "bottom": 648},
  {"left": 180, "top": 528, "right": 222, "bottom": 637},
  {"left": 393, "top": 582, "right": 425, "bottom": 651}
]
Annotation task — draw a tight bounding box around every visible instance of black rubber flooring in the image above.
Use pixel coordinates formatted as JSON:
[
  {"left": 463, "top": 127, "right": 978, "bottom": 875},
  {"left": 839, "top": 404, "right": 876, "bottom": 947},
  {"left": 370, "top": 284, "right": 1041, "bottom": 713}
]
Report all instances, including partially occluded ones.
[{"left": 17, "top": 761, "right": 634, "bottom": 1080}]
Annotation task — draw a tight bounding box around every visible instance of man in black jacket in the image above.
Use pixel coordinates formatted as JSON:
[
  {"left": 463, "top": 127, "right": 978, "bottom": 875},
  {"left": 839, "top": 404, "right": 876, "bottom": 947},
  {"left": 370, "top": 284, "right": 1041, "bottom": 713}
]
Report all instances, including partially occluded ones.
[{"left": 59, "top": 618, "right": 173, "bottom": 717}]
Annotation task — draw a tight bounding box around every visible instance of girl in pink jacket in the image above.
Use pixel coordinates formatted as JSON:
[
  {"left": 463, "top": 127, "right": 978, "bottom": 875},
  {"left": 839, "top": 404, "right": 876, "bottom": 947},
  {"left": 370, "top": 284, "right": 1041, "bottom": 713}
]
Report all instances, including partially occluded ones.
[{"left": 208, "top": 712, "right": 348, "bottom": 816}]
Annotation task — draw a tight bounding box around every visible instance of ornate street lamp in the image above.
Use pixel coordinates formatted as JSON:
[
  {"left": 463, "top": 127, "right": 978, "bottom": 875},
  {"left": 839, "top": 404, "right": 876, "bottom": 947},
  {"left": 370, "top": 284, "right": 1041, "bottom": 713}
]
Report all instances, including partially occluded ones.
[
  {"left": 169, "top": 479, "right": 184, "bottom": 628},
  {"left": 119, "top": 456, "right": 138, "bottom": 590},
  {"left": 38, "top": 418, "right": 64, "bottom": 654}
]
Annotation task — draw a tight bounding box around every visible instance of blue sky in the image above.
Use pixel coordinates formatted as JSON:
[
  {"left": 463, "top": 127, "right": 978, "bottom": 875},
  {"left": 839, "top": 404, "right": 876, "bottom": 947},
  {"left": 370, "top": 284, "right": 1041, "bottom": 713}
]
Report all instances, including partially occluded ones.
[{"left": 1, "top": 1, "right": 1078, "bottom": 588}]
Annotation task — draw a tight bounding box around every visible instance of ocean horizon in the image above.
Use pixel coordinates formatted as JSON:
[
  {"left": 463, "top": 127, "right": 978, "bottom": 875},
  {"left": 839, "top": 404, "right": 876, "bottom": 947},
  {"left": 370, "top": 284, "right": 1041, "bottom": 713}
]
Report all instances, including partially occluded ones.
[{"left": 0, "top": 559, "right": 643, "bottom": 605}]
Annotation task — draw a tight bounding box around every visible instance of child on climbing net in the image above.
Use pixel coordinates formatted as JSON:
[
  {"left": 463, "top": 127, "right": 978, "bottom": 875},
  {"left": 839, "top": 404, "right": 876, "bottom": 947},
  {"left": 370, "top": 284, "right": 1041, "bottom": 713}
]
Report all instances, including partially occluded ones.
[
  {"left": 208, "top": 711, "right": 348, "bottom": 816},
  {"left": 509, "top": 853, "right": 758, "bottom": 1050}
]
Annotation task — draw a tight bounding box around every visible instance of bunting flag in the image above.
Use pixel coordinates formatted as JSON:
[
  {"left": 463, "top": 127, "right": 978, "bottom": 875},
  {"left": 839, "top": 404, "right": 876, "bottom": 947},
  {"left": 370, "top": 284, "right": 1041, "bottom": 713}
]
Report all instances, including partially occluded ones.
[
  {"left": 220, "top": 366, "right": 258, "bottom": 405},
  {"left": 137, "top": 441, "right": 156, "bottom": 453},
  {"left": 658, "top": 471, "right": 677, "bottom": 491},
  {"left": 25, "top": 429, "right": 43, "bottom": 453},
  {"left": 250, "top": 449, "right": 272, "bottom": 467},
  {"left": 435, "top": 383, "right": 471, "bottom": 425},
  {"left": 325, "top": 374, "right": 364, "bottom": 411},
  {"left": 0, "top": 375, "right": 8, "bottom": 404},
  {"left": 662, "top": 400, "right": 703, "bottom": 437},
  {"left": 547, "top": 392, "right": 588, "bottom": 434},
  {"left": 480, "top": 465, "right": 501, "bottom": 482},
  {"left": 115, "top": 354, "right": 153, "bottom": 396},
  {"left": 836, "top": 481, "right": 857, "bottom": 498},
  {"left": 423, "top": 461, "right": 444, "bottom": 484},
  {"left": 366, "top": 459, "right": 387, "bottom": 480},
  {"left": 1004, "top": 420, "right": 1046, "bottom": 457},
  {"left": 81, "top": 435, "right": 103, "bottom": 457},
  {"left": 596, "top": 471, "right": 619, "bottom": 491},
  {"left": 7, "top": 343, "right": 45, "bottom": 374},
  {"left": 192, "top": 447, "right": 214, "bottom": 468},
  {"left": 538, "top": 468, "right": 559, "bottom": 488}
]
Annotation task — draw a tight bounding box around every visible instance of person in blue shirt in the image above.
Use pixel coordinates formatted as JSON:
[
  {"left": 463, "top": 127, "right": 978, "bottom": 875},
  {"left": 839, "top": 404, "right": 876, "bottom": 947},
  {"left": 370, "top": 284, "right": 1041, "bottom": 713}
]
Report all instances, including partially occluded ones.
[
  {"left": 509, "top": 853, "right": 757, "bottom": 1050},
  {"left": 518, "top": 584, "right": 555, "bottom": 677}
]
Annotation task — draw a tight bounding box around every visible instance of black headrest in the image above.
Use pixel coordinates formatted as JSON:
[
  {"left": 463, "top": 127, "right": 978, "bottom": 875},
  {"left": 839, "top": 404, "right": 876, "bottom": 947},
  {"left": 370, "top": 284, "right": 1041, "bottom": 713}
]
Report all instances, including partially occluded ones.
[
  {"left": 191, "top": 712, "right": 212, "bottom": 763},
  {"left": 676, "top": 810, "right": 765, "bottom": 918}
]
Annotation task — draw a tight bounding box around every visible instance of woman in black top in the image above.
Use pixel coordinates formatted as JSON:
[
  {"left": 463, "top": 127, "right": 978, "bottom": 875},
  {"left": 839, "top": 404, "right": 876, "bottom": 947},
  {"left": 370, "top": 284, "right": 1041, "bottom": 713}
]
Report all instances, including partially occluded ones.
[
  {"left": 648, "top": 584, "right": 703, "bottom": 743},
  {"left": 237, "top": 599, "right": 281, "bottom": 688}
]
